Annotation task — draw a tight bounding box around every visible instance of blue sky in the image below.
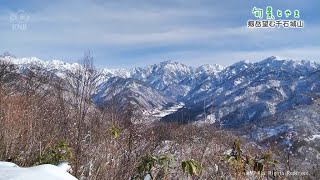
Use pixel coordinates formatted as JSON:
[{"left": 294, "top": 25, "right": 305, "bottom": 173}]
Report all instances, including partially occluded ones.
[{"left": 0, "top": 0, "right": 319, "bottom": 68}]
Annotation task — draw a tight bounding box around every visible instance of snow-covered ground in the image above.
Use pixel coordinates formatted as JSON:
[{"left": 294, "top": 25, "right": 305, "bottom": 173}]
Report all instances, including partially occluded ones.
[
  {"left": 305, "top": 134, "right": 320, "bottom": 142},
  {"left": 194, "top": 113, "right": 216, "bottom": 125},
  {"left": 152, "top": 102, "right": 185, "bottom": 118},
  {"left": 251, "top": 125, "right": 292, "bottom": 141},
  {"left": 0, "top": 161, "right": 77, "bottom": 180}
]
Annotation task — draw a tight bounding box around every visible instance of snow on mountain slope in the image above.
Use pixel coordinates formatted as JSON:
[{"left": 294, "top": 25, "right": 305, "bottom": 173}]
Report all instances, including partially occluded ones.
[
  {"left": 92, "top": 77, "right": 174, "bottom": 122},
  {"left": 92, "top": 60, "right": 223, "bottom": 119},
  {"left": 180, "top": 56, "right": 320, "bottom": 125},
  {"left": 130, "top": 60, "right": 193, "bottom": 91},
  {"left": 1, "top": 56, "right": 225, "bottom": 101},
  {"left": 196, "top": 64, "right": 225, "bottom": 75},
  {"left": 241, "top": 95, "right": 320, "bottom": 168},
  {"left": 0, "top": 56, "right": 127, "bottom": 81},
  {"left": 130, "top": 60, "right": 224, "bottom": 99},
  {"left": 1, "top": 56, "right": 81, "bottom": 76},
  {"left": 152, "top": 102, "right": 185, "bottom": 118},
  {"left": 170, "top": 63, "right": 224, "bottom": 99}
]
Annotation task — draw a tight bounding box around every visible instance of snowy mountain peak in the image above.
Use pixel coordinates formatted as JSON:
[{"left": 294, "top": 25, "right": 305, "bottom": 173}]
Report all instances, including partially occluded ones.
[
  {"left": 1, "top": 56, "right": 82, "bottom": 72},
  {"left": 232, "top": 60, "right": 252, "bottom": 67},
  {"left": 101, "top": 68, "right": 130, "bottom": 78},
  {"left": 264, "top": 56, "right": 287, "bottom": 61},
  {"left": 259, "top": 56, "right": 291, "bottom": 65},
  {"left": 257, "top": 56, "right": 319, "bottom": 71},
  {"left": 196, "top": 64, "right": 224, "bottom": 74},
  {"left": 157, "top": 60, "right": 190, "bottom": 71},
  {"left": 159, "top": 60, "right": 177, "bottom": 65}
]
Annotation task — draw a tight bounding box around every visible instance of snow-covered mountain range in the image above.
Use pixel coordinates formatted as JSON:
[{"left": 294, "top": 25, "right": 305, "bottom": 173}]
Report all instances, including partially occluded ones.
[
  {"left": 2, "top": 55, "right": 320, "bottom": 138},
  {"left": 0, "top": 56, "right": 225, "bottom": 119},
  {"left": 1, "top": 54, "right": 320, "bottom": 172},
  {"left": 2, "top": 55, "right": 319, "bottom": 123}
]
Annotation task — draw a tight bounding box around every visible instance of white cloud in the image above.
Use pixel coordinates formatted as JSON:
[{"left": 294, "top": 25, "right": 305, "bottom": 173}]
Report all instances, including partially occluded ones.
[
  {"left": 158, "top": 47, "right": 320, "bottom": 67},
  {"left": 117, "top": 46, "right": 320, "bottom": 68},
  {"left": 0, "top": 0, "right": 319, "bottom": 68}
]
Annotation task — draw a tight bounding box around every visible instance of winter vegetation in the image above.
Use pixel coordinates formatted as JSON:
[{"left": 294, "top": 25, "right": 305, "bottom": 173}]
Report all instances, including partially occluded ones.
[{"left": 0, "top": 53, "right": 320, "bottom": 179}]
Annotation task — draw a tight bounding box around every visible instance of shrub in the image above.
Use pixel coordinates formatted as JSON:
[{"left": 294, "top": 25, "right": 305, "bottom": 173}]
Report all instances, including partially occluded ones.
[
  {"left": 36, "top": 141, "right": 74, "bottom": 165},
  {"left": 181, "top": 159, "right": 204, "bottom": 177}
]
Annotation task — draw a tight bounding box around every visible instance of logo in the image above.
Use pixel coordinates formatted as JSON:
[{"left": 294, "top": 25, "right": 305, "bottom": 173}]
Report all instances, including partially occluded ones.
[
  {"left": 248, "top": 6, "right": 304, "bottom": 29},
  {"left": 9, "top": 10, "right": 30, "bottom": 31}
]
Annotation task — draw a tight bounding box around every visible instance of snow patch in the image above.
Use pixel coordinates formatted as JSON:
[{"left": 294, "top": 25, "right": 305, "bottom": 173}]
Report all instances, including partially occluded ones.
[
  {"left": 248, "top": 111, "right": 256, "bottom": 119},
  {"left": 152, "top": 102, "right": 184, "bottom": 118},
  {"left": 0, "top": 161, "right": 77, "bottom": 180},
  {"left": 305, "top": 135, "right": 320, "bottom": 142}
]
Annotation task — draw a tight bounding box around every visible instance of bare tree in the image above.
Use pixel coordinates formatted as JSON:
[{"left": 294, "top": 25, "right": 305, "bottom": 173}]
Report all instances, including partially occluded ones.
[{"left": 68, "top": 52, "right": 100, "bottom": 177}]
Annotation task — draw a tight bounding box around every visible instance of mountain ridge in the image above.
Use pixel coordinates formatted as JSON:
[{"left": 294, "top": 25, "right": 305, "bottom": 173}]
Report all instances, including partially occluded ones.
[
  {"left": 1, "top": 54, "right": 320, "bottom": 167},
  {"left": 1, "top": 55, "right": 320, "bottom": 124}
]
